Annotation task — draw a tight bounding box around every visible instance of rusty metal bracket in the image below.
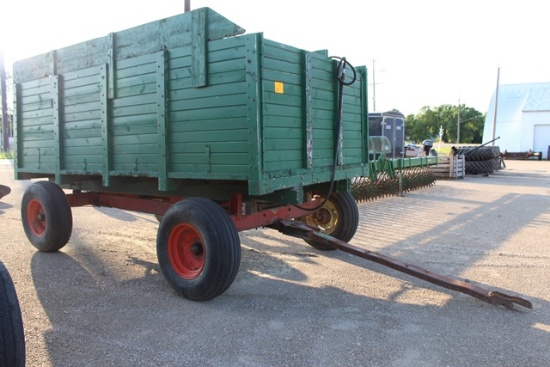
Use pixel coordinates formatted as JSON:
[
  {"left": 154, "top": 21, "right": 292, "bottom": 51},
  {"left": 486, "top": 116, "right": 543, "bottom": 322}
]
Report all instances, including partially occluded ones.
[{"left": 274, "top": 220, "right": 532, "bottom": 310}]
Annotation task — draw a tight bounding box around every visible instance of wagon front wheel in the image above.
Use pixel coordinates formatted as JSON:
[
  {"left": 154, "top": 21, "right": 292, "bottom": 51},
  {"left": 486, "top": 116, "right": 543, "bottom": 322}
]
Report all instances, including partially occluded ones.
[
  {"left": 157, "top": 198, "right": 241, "bottom": 301},
  {"left": 300, "top": 192, "right": 359, "bottom": 250},
  {"left": 21, "top": 181, "right": 73, "bottom": 252}
]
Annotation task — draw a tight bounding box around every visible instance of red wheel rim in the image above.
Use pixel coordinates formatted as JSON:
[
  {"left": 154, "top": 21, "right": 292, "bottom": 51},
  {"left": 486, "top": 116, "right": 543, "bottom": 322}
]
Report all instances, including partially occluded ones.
[
  {"left": 27, "top": 199, "right": 46, "bottom": 237},
  {"left": 167, "top": 223, "right": 205, "bottom": 279}
]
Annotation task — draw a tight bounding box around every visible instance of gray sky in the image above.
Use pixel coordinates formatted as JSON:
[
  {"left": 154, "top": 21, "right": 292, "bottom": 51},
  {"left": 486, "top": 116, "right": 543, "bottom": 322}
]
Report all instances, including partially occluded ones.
[{"left": 2, "top": 0, "right": 548, "bottom": 115}]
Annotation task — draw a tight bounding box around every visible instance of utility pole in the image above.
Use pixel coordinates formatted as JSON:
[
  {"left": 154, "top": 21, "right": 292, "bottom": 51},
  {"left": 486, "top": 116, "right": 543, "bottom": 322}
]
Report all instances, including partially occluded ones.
[
  {"left": 457, "top": 99, "right": 460, "bottom": 144},
  {"left": 372, "top": 59, "right": 376, "bottom": 111},
  {"left": 0, "top": 52, "right": 9, "bottom": 153},
  {"left": 185, "top": 0, "right": 191, "bottom": 12},
  {"left": 491, "top": 67, "right": 500, "bottom": 146}
]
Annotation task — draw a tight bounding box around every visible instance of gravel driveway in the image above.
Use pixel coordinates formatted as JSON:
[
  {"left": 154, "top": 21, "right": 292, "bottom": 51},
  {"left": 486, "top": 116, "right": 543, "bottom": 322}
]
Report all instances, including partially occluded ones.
[{"left": 1, "top": 158, "right": 549, "bottom": 366}]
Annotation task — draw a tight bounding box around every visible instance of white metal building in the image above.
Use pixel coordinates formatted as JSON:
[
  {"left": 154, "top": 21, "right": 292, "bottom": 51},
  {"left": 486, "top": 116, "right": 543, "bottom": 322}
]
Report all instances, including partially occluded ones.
[{"left": 483, "top": 82, "right": 550, "bottom": 159}]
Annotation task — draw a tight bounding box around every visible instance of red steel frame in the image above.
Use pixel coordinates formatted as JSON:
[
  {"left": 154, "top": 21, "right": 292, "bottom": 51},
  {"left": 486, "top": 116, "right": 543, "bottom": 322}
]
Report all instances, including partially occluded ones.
[
  {"left": 66, "top": 191, "right": 318, "bottom": 232},
  {"left": 65, "top": 191, "right": 533, "bottom": 309}
]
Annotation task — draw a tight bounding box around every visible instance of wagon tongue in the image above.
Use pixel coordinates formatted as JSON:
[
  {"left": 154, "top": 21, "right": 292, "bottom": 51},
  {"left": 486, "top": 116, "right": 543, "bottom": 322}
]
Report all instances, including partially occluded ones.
[{"left": 274, "top": 220, "right": 533, "bottom": 310}]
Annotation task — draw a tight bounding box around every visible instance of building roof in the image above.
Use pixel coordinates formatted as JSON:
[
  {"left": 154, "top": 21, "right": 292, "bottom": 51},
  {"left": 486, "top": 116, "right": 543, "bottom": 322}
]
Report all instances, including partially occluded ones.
[
  {"left": 483, "top": 82, "right": 550, "bottom": 150},
  {"left": 486, "top": 82, "right": 550, "bottom": 118}
]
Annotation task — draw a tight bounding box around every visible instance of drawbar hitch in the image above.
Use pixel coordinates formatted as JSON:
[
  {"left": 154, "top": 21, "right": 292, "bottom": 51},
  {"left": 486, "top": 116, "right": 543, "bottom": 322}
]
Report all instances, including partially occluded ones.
[{"left": 273, "top": 220, "right": 532, "bottom": 310}]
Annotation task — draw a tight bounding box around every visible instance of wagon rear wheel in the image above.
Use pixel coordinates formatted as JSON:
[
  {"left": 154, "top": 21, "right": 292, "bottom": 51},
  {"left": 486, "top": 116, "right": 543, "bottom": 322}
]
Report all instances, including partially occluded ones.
[
  {"left": 21, "top": 181, "right": 73, "bottom": 252},
  {"left": 0, "top": 261, "right": 26, "bottom": 367},
  {"left": 156, "top": 198, "right": 241, "bottom": 301},
  {"left": 300, "top": 192, "right": 359, "bottom": 250}
]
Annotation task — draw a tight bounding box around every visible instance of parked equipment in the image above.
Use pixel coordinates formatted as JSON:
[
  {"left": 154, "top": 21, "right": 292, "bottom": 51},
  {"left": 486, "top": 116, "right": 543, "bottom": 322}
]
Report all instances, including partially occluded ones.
[
  {"left": 12, "top": 8, "right": 530, "bottom": 308},
  {"left": 368, "top": 111, "right": 405, "bottom": 158},
  {"left": 422, "top": 140, "right": 434, "bottom": 156},
  {"left": 501, "top": 150, "right": 542, "bottom": 160},
  {"left": 455, "top": 137, "right": 502, "bottom": 175}
]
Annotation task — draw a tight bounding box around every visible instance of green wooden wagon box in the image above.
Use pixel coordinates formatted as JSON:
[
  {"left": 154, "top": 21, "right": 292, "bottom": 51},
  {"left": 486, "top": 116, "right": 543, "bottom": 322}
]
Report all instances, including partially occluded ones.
[{"left": 13, "top": 7, "right": 369, "bottom": 300}]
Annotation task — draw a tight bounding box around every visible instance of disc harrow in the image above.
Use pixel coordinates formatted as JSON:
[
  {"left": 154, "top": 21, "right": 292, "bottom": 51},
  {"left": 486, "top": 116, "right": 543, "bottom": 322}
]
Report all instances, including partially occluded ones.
[{"left": 352, "top": 160, "right": 437, "bottom": 202}]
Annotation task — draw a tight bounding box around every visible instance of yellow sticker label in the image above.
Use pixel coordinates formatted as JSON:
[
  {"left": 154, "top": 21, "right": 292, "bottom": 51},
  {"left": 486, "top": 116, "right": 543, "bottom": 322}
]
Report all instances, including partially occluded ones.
[{"left": 274, "top": 81, "right": 284, "bottom": 94}]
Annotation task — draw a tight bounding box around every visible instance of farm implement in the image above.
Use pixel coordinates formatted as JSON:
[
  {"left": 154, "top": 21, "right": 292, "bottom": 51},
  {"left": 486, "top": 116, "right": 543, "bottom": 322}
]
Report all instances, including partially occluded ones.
[
  {"left": 12, "top": 8, "right": 531, "bottom": 309},
  {"left": 352, "top": 156, "right": 438, "bottom": 202}
]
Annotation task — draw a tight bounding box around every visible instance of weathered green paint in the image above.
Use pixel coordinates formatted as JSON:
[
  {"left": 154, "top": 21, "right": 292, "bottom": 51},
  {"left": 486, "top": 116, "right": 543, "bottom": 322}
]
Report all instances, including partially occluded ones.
[
  {"left": 156, "top": 50, "right": 174, "bottom": 190},
  {"left": 107, "top": 33, "right": 116, "bottom": 99},
  {"left": 303, "top": 51, "right": 313, "bottom": 169},
  {"left": 191, "top": 8, "right": 207, "bottom": 87},
  {"left": 49, "top": 50, "right": 57, "bottom": 76},
  {"left": 50, "top": 75, "right": 61, "bottom": 182},
  {"left": 100, "top": 65, "right": 110, "bottom": 186},
  {"left": 13, "top": 83, "right": 20, "bottom": 176},
  {"left": 244, "top": 33, "right": 263, "bottom": 195},
  {"left": 13, "top": 7, "right": 371, "bottom": 204},
  {"left": 358, "top": 66, "right": 369, "bottom": 163}
]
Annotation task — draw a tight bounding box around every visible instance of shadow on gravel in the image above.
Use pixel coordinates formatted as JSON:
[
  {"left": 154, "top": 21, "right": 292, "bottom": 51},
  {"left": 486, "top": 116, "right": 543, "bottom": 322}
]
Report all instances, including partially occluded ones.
[
  {"left": 23, "top": 163, "right": 550, "bottom": 365},
  {"left": 0, "top": 201, "right": 13, "bottom": 215},
  {"left": 354, "top": 190, "right": 547, "bottom": 301},
  {"left": 241, "top": 223, "right": 539, "bottom": 312},
  {"left": 92, "top": 206, "right": 139, "bottom": 222},
  {"left": 464, "top": 162, "right": 550, "bottom": 189},
  {"left": 28, "top": 242, "right": 550, "bottom": 367}
]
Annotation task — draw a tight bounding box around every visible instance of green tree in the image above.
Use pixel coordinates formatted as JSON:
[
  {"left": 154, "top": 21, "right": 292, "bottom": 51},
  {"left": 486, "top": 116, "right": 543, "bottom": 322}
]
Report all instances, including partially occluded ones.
[{"left": 405, "top": 104, "right": 485, "bottom": 144}]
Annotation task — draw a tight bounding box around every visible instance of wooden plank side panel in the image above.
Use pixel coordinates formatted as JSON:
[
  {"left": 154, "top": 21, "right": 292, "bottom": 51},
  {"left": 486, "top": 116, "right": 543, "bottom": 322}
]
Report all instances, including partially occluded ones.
[
  {"left": 61, "top": 66, "right": 103, "bottom": 172},
  {"left": 308, "top": 54, "right": 337, "bottom": 169},
  {"left": 17, "top": 78, "right": 55, "bottom": 170},
  {"left": 116, "top": 56, "right": 158, "bottom": 98},
  {"left": 13, "top": 8, "right": 245, "bottom": 83},
  {"left": 167, "top": 39, "right": 250, "bottom": 177},
  {"left": 111, "top": 133, "right": 159, "bottom": 173},
  {"left": 341, "top": 78, "right": 365, "bottom": 165},
  {"left": 18, "top": 79, "right": 52, "bottom": 114},
  {"left": 261, "top": 43, "right": 366, "bottom": 171},
  {"left": 309, "top": 54, "right": 365, "bottom": 167},
  {"left": 261, "top": 40, "right": 304, "bottom": 173},
  {"left": 111, "top": 55, "right": 158, "bottom": 174},
  {"left": 13, "top": 12, "right": 371, "bottom": 191},
  {"left": 115, "top": 9, "right": 244, "bottom": 60}
]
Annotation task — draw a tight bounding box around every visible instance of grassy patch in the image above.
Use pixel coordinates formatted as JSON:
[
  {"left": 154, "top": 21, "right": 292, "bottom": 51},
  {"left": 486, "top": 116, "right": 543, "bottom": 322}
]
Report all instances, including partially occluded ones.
[
  {"left": 435, "top": 146, "right": 452, "bottom": 155},
  {"left": 0, "top": 151, "right": 14, "bottom": 159}
]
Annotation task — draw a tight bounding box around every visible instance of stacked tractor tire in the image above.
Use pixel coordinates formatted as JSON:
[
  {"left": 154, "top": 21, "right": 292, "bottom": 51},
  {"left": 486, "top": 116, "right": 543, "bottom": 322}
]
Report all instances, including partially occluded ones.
[{"left": 454, "top": 146, "right": 501, "bottom": 175}]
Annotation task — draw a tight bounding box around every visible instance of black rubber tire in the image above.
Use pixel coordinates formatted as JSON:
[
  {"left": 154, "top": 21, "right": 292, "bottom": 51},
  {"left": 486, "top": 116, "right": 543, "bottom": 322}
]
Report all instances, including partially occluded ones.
[
  {"left": 301, "top": 192, "right": 359, "bottom": 250},
  {"left": 156, "top": 198, "right": 241, "bottom": 301},
  {"left": 465, "top": 160, "right": 494, "bottom": 175},
  {"left": 21, "top": 181, "right": 73, "bottom": 252},
  {"left": 474, "top": 147, "right": 494, "bottom": 161},
  {"left": 458, "top": 147, "right": 494, "bottom": 161},
  {"left": 0, "top": 261, "right": 26, "bottom": 367}
]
